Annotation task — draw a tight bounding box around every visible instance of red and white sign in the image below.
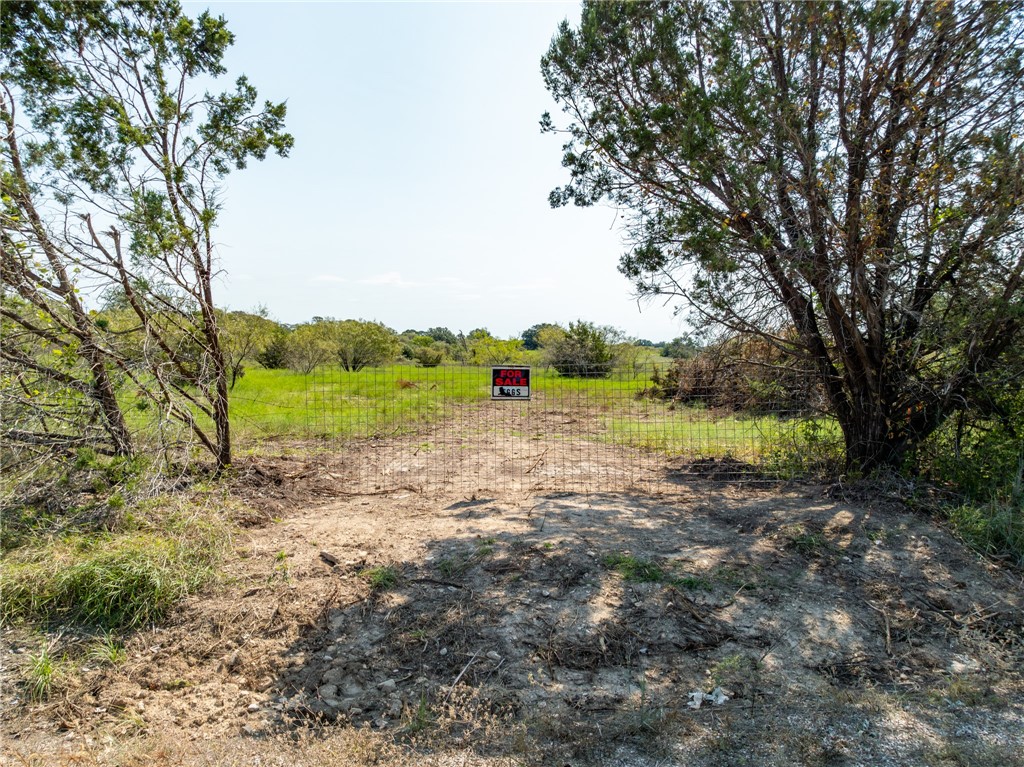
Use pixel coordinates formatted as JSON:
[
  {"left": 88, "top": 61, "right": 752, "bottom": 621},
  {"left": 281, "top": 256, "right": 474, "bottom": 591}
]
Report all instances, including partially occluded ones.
[{"left": 491, "top": 367, "right": 531, "bottom": 400}]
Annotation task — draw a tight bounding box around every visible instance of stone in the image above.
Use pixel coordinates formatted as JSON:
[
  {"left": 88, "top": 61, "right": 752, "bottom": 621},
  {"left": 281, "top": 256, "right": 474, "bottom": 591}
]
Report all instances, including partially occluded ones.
[
  {"left": 378, "top": 679, "right": 397, "bottom": 693},
  {"left": 322, "top": 668, "right": 346, "bottom": 686},
  {"left": 317, "top": 684, "right": 338, "bottom": 700},
  {"left": 341, "top": 681, "right": 364, "bottom": 698}
]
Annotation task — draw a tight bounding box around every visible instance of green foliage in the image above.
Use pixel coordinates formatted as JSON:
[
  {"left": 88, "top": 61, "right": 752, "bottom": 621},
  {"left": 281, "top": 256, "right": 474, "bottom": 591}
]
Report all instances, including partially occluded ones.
[
  {"left": 255, "top": 332, "right": 290, "bottom": 370},
  {"left": 945, "top": 464, "right": 1024, "bottom": 567},
  {"left": 521, "top": 323, "right": 560, "bottom": 351},
  {"left": 24, "top": 642, "right": 62, "bottom": 703},
  {"left": 219, "top": 308, "right": 286, "bottom": 387},
  {"left": 3, "top": 0, "right": 293, "bottom": 470},
  {"left": 333, "top": 320, "right": 401, "bottom": 372},
  {"left": 411, "top": 345, "right": 445, "bottom": 367},
  {"left": 542, "top": 1, "right": 1024, "bottom": 473},
  {"left": 542, "top": 321, "right": 620, "bottom": 378},
  {"left": 425, "top": 327, "right": 457, "bottom": 345},
  {"left": 88, "top": 631, "right": 127, "bottom": 666},
  {"left": 284, "top": 321, "right": 336, "bottom": 373},
  {"left": 601, "top": 553, "right": 667, "bottom": 583},
  {"left": 360, "top": 565, "right": 399, "bottom": 591},
  {"left": 468, "top": 334, "right": 525, "bottom": 366},
  {"left": 662, "top": 335, "right": 700, "bottom": 360}
]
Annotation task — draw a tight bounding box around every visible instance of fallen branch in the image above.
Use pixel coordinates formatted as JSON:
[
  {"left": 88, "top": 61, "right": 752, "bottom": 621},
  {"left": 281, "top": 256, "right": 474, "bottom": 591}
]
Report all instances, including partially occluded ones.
[{"left": 444, "top": 650, "right": 481, "bottom": 702}]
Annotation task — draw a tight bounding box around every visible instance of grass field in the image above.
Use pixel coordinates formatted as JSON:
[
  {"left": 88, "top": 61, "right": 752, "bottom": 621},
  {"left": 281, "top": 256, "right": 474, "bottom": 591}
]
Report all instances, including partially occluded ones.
[{"left": 223, "top": 365, "right": 841, "bottom": 471}]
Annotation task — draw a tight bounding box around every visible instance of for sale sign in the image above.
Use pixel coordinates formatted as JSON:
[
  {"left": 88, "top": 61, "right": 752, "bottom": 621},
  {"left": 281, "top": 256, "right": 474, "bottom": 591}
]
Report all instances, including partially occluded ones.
[{"left": 491, "top": 367, "right": 531, "bottom": 400}]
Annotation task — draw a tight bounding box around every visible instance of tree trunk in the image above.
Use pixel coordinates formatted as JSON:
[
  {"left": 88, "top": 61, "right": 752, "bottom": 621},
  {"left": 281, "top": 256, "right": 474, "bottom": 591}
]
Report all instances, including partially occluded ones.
[
  {"left": 86, "top": 345, "right": 134, "bottom": 458},
  {"left": 838, "top": 397, "right": 905, "bottom": 475}
]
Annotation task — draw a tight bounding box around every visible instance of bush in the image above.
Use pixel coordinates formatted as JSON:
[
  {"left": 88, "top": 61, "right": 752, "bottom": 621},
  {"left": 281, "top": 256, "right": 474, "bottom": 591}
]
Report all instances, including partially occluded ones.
[
  {"left": 412, "top": 345, "right": 445, "bottom": 367},
  {"left": 542, "top": 321, "right": 620, "bottom": 378},
  {"left": 255, "top": 333, "right": 289, "bottom": 369},
  {"left": 333, "top": 320, "right": 401, "bottom": 372},
  {"left": 649, "top": 334, "right": 822, "bottom": 413}
]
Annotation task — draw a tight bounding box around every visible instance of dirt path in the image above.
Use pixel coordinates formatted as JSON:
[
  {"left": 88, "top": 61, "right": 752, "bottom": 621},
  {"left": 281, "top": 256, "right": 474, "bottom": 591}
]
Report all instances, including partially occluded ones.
[{"left": 3, "top": 424, "right": 1023, "bottom": 766}]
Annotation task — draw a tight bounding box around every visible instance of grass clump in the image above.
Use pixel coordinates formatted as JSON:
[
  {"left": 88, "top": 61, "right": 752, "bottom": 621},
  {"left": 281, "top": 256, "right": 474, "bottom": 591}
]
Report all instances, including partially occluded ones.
[
  {"left": 89, "top": 631, "right": 127, "bottom": 666},
  {"left": 361, "top": 565, "right": 399, "bottom": 591},
  {"left": 602, "top": 552, "right": 713, "bottom": 590},
  {"left": 436, "top": 539, "right": 496, "bottom": 579},
  {"left": 24, "top": 641, "right": 63, "bottom": 702},
  {"left": 0, "top": 506, "right": 229, "bottom": 631},
  {"left": 601, "top": 553, "right": 668, "bottom": 583}
]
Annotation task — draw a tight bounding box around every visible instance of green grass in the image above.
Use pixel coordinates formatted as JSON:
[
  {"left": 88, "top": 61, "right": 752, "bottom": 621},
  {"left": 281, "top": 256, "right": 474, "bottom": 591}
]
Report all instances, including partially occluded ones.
[
  {"left": 947, "top": 493, "right": 1024, "bottom": 566},
  {"left": 602, "top": 553, "right": 669, "bottom": 583},
  {"left": 25, "top": 642, "right": 62, "bottom": 702},
  {"left": 601, "top": 553, "right": 712, "bottom": 591},
  {"left": 0, "top": 505, "right": 229, "bottom": 630},
  {"left": 360, "top": 565, "right": 399, "bottom": 591},
  {"left": 222, "top": 364, "right": 838, "bottom": 470}
]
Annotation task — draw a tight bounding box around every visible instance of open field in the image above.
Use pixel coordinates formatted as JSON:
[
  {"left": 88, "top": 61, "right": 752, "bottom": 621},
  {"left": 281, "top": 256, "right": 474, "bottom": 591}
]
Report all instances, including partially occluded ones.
[{"left": 221, "top": 366, "right": 840, "bottom": 481}]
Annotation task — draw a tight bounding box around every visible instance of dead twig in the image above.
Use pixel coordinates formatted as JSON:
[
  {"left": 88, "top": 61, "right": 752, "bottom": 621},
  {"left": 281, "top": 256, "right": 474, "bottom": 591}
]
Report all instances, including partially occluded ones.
[
  {"left": 866, "top": 600, "right": 893, "bottom": 656},
  {"left": 444, "top": 650, "right": 480, "bottom": 702},
  {"left": 524, "top": 448, "right": 549, "bottom": 474}
]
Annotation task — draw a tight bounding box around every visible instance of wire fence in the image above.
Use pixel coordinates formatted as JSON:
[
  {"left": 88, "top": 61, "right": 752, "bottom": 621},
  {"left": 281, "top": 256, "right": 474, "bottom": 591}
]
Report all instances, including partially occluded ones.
[{"left": 229, "top": 363, "right": 838, "bottom": 496}]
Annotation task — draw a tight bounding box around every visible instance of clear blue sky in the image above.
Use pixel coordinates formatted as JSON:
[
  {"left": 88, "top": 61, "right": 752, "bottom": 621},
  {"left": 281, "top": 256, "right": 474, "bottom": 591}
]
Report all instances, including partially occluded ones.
[{"left": 192, "top": 1, "right": 690, "bottom": 342}]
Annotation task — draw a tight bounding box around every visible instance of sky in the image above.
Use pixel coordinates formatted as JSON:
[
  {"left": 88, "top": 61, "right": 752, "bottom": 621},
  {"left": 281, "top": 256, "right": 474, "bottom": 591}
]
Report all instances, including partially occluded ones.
[{"left": 188, "top": 1, "right": 691, "bottom": 343}]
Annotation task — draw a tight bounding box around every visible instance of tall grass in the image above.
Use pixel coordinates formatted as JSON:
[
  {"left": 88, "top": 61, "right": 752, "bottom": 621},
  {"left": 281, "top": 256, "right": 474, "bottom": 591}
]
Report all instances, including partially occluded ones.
[
  {"left": 945, "top": 460, "right": 1024, "bottom": 566},
  {"left": 0, "top": 504, "right": 229, "bottom": 630}
]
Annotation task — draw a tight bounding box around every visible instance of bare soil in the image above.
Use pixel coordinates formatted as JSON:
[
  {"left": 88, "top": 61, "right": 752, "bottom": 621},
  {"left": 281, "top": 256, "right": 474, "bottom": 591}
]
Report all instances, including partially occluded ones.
[{"left": 2, "top": 420, "right": 1023, "bottom": 766}]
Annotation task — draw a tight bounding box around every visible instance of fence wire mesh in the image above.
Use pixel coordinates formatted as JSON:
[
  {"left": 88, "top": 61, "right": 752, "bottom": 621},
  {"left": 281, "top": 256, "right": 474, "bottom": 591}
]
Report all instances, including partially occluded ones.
[{"left": 229, "top": 363, "right": 835, "bottom": 496}]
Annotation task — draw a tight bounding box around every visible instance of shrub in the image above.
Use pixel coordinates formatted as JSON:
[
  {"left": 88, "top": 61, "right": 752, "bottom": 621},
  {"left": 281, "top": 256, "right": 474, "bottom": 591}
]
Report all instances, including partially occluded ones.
[
  {"left": 255, "top": 332, "right": 289, "bottom": 369},
  {"left": 411, "top": 345, "right": 445, "bottom": 367},
  {"left": 333, "top": 320, "right": 401, "bottom": 372},
  {"left": 542, "top": 321, "right": 621, "bottom": 378},
  {"left": 649, "top": 333, "right": 822, "bottom": 413}
]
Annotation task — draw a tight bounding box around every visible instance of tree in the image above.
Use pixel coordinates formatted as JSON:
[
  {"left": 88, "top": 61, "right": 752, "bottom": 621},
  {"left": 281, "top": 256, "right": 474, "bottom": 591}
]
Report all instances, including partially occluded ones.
[
  {"left": 2, "top": 1, "right": 291, "bottom": 470},
  {"left": 468, "top": 334, "right": 525, "bottom": 366},
  {"left": 332, "top": 320, "right": 400, "bottom": 372},
  {"left": 219, "top": 309, "right": 284, "bottom": 388},
  {"left": 543, "top": 1, "right": 1024, "bottom": 472},
  {"left": 521, "top": 323, "right": 560, "bottom": 351},
  {"left": 541, "top": 321, "right": 621, "bottom": 378},
  {"left": 284, "top": 322, "right": 334, "bottom": 374},
  {"left": 425, "top": 327, "right": 457, "bottom": 345},
  {"left": 663, "top": 335, "right": 700, "bottom": 360}
]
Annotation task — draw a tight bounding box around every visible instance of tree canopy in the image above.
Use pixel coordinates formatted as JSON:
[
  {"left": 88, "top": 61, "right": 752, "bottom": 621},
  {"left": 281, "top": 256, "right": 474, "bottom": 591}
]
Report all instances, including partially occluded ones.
[
  {"left": 2, "top": 0, "right": 292, "bottom": 469},
  {"left": 543, "top": 1, "right": 1024, "bottom": 471}
]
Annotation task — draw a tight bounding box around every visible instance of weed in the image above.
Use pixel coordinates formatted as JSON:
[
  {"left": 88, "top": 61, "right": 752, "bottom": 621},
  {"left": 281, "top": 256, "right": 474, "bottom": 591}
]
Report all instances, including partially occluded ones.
[
  {"left": 271, "top": 549, "right": 291, "bottom": 582},
  {"left": 602, "top": 553, "right": 667, "bottom": 583},
  {"left": 781, "top": 523, "right": 833, "bottom": 556},
  {"left": 676, "top": 574, "right": 713, "bottom": 591},
  {"left": 403, "top": 695, "right": 434, "bottom": 734},
  {"left": 927, "top": 676, "right": 994, "bottom": 707},
  {"left": 88, "top": 631, "right": 127, "bottom": 666},
  {"left": 361, "top": 565, "right": 399, "bottom": 591},
  {"left": 436, "top": 540, "right": 495, "bottom": 578},
  {"left": 24, "top": 641, "right": 62, "bottom": 702},
  {"left": 946, "top": 490, "right": 1024, "bottom": 566},
  {"left": 709, "top": 652, "right": 760, "bottom": 687}
]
